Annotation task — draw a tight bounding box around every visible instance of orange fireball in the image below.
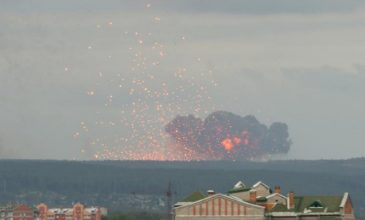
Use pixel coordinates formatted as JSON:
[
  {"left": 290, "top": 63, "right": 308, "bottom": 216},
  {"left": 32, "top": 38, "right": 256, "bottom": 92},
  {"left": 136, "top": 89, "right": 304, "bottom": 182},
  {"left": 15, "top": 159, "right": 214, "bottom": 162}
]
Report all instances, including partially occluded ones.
[{"left": 221, "top": 138, "right": 234, "bottom": 151}]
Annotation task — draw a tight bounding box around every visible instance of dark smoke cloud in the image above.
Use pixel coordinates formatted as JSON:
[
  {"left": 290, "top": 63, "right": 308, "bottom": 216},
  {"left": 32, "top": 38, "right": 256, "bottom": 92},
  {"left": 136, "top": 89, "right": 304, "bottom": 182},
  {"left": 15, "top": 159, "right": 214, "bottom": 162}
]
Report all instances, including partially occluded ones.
[{"left": 165, "top": 111, "right": 291, "bottom": 160}]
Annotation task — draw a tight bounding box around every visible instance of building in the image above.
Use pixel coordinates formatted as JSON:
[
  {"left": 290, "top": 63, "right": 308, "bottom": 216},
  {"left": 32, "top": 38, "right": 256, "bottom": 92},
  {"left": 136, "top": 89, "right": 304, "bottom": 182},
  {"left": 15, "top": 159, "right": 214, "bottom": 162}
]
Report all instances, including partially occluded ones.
[
  {"left": 0, "top": 205, "right": 38, "bottom": 220},
  {"left": 12, "top": 205, "right": 38, "bottom": 220},
  {"left": 37, "top": 203, "right": 107, "bottom": 220},
  {"left": 0, "top": 206, "right": 13, "bottom": 220},
  {"left": 174, "top": 180, "right": 355, "bottom": 220}
]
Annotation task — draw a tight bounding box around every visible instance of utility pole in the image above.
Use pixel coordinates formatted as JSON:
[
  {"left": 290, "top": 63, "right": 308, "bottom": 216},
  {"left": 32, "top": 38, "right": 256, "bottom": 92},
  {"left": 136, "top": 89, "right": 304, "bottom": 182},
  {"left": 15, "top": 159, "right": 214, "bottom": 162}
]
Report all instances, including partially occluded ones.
[
  {"left": 166, "top": 181, "right": 172, "bottom": 220},
  {"left": 3, "top": 180, "right": 6, "bottom": 193}
]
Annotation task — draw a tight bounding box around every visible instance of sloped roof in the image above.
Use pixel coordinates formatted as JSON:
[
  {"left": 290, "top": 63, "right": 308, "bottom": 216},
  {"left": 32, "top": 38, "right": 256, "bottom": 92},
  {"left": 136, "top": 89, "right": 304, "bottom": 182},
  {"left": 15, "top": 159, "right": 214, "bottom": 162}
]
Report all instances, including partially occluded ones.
[
  {"left": 228, "top": 187, "right": 251, "bottom": 193},
  {"left": 271, "top": 204, "right": 290, "bottom": 212},
  {"left": 266, "top": 193, "right": 287, "bottom": 200},
  {"left": 229, "top": 181, "right": 251, "bottom": 193},
  {"left": 252, "top": 181, "right": 270, "bottom": 190},
  {"left": 234, "top": 181, "right": 246, "bottom": 189},
  {"left": 181, "top": 192, "right": 206, "bottom": 202},
  {"left": 294, "top": 195, "right": 343, "bottom": 213},
  {"left": 256, "top": 197, "right": 268, "bottom": 202},
  {"left": 339, "top": 192, "right": 349, "bottom": 208}
]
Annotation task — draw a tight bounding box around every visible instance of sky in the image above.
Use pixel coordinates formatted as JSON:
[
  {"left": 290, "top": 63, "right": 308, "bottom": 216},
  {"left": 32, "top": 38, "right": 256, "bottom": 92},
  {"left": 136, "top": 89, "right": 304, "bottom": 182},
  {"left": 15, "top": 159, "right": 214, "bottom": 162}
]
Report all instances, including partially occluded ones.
[{"left": 1, "top": 0, "right": 365, "bottom": 160}]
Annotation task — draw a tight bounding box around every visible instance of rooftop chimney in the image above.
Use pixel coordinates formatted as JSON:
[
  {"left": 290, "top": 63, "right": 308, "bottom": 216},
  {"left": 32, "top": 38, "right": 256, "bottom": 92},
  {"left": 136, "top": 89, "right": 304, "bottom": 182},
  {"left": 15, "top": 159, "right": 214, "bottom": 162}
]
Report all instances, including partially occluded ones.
[
  {"left": 250, "top": 190, "right": 257, "bottom": 203},
  {"left": 274, "top": 186, "right": 281, "bottom": 194},
  {"left": 207, "top": 190, "right": 215, "bottom": 196},
  {"left": 288, "top": 191, "right": 295, "bottom": 209}
]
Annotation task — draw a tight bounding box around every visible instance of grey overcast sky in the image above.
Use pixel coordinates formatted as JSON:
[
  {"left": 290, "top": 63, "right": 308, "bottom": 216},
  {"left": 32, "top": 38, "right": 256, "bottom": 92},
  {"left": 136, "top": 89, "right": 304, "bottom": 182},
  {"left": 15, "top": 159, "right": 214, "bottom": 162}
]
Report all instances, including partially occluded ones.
[{"left": 1, "top": 0, "right": 365, "bottom": 160}]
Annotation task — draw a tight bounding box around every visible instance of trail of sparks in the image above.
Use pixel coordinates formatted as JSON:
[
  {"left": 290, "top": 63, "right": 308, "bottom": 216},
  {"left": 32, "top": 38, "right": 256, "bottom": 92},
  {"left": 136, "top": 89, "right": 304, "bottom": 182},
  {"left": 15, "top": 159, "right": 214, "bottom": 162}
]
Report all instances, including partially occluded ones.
[{"left": 72, "top": 2, "right": 218, "bottom": 161}]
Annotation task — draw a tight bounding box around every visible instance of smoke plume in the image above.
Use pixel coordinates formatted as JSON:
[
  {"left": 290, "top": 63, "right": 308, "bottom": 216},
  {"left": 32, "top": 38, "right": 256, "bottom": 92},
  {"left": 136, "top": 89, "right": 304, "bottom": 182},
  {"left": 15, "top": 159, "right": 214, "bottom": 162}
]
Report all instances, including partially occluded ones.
[{"left": 165, "top": 111, "right": 291, "bottom": 160}]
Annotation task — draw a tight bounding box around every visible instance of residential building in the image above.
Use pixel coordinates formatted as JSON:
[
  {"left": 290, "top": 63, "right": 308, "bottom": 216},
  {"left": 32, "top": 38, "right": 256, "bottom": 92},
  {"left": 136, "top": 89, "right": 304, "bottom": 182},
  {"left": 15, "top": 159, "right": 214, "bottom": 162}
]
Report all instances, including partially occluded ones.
[
  {"left": 0, "top": 206, "right": 13, "bottom": 220},
  {"left": 174, "top": 180, "right": 355, "bottom": 220},
  {"left": 0, "top": 205, "right": 38, "bottom": 220},
  {"left": 37, "top": 203, "right": 107, "bottom": 220}
]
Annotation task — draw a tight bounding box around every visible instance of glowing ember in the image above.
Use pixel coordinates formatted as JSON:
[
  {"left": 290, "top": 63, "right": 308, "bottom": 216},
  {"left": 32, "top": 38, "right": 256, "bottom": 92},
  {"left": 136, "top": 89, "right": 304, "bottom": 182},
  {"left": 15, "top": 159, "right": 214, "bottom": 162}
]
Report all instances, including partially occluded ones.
[
  {"left": 221, "top": 138, "right": 234, "bottom": 151},
  {"left": 233, "top": 137, "right": 241, "bottom": 145}
]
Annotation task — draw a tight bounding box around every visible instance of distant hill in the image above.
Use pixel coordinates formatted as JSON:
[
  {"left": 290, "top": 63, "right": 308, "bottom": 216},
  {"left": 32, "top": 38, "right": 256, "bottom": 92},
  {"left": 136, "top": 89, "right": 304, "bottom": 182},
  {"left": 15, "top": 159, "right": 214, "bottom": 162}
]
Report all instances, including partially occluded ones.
[{"left": 0, "top": 159, "right": 365, "bottom": 218}]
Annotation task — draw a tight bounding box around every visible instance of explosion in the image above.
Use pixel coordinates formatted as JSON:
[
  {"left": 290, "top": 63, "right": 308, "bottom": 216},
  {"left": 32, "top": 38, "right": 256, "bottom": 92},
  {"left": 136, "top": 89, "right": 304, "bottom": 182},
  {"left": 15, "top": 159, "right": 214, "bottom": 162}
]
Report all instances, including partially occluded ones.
[
  {"left": 165, "top": 111, "right": 292, "bottom": 160},
  {"left": 72, "top": 3, "right": 291, "bottom": 161}
]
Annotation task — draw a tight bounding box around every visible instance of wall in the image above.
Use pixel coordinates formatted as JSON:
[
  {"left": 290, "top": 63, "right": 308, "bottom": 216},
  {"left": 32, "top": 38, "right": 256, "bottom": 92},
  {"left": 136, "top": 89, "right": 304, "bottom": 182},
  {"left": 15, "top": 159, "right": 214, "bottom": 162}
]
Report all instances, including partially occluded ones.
[{"left": 175, "top": 195, "right": 265, "bottom": 220}]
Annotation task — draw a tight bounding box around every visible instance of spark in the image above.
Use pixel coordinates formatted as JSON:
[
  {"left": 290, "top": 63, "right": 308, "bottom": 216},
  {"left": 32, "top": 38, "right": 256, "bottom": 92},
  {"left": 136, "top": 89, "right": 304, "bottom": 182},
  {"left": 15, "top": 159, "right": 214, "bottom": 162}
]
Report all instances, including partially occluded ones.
[
  {"left": 74, "top": 9, "right": 218, "bottom": 161},
  {"left": 87, "top": 91, "right": 95, "bottom": 96},
  {"left": 73, "top": 132, "right": 80, "bottom": 139}
]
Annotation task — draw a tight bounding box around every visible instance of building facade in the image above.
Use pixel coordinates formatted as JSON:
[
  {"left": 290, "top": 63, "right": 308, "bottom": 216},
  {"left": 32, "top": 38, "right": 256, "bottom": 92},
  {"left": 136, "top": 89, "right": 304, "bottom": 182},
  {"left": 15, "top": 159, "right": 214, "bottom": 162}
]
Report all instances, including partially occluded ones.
[
  {"left": 0, "top": 206, "right": 12, "bottom": 220},
  {"left": 175, "top": 193, "right": 266, "bottom": 220},
  {"left": 174, "top": 180, "right": 355, "bottom": 220},
  {"left": 0, "top": 205, "right": 38, "bottom": 220},
  {"left": 37, "top": 203, "right": 106, "bottom": 220}
]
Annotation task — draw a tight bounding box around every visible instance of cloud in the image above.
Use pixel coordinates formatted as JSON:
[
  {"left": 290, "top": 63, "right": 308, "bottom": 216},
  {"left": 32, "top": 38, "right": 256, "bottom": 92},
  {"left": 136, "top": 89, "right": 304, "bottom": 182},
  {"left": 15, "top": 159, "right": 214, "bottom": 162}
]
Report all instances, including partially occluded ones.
[
  {"left": 0, "top": 0, "right": 143, "bottom": 13},
  {"left": 281, "top": 65, "right": 365, "bottom": 93},
  {"left": 161, "top": 0, "right": 365, "bottom": 15},
  {"left": 1, "top": 0, "right": 365, "bottom": 15}
]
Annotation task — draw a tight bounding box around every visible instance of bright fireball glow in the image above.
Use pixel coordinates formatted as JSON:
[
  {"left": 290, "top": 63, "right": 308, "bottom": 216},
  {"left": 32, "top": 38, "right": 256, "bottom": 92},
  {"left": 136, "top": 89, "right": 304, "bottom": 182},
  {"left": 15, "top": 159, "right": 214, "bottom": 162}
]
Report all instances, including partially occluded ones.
[{"left": 221, "top": 138, "right": 234, "bottom": 151}]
